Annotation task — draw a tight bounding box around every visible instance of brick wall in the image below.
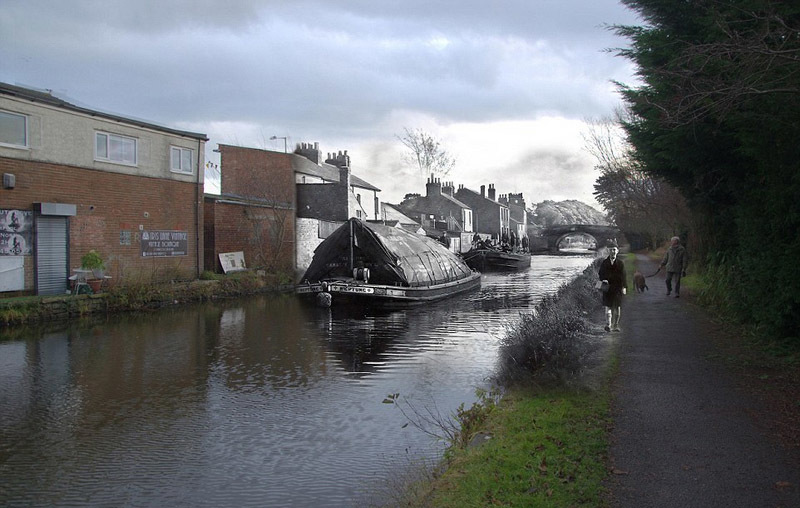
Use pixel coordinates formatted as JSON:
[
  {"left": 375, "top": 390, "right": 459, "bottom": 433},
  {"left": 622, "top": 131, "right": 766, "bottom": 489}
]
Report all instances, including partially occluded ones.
[
  {"left": 206, "top": 145, "right": 297, "bottom": 274},
  {"left": 205, "top": 200, "right": 295, "bottom": 273},
  {"left": 0, "top": 156, "right": 202, "bottom": 290},
  {"left": 219, "top": 145, "right": 295, "bottom": 202}
]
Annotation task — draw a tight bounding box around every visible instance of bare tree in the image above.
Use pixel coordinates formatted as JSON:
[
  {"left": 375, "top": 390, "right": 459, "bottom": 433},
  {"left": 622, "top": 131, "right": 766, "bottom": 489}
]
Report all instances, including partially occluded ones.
[
  {"left": 397, "top": 127, "right": 456, "bottom": 178},
  {"left": 584, "top": 113, "right": 693, "bottom": 249},
  {"left": 241, "top": 176, "right": 295, "bottom": 273}
]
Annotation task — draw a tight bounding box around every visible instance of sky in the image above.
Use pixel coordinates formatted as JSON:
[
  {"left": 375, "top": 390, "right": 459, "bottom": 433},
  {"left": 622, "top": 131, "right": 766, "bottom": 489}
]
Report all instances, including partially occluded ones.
[{"left": 0, "top": 0, "right": 641, "bottom": 210}]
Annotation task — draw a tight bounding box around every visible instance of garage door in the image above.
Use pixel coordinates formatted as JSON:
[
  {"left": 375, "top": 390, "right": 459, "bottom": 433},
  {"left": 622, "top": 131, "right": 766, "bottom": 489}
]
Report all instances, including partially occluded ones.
[{"left": 36, "top": 216, "right": 69, "bottom": 295}]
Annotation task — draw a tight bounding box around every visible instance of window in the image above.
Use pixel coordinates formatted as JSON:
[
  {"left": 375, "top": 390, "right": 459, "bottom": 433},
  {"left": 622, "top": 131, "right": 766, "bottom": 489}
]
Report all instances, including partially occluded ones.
[
  {"left": 95, "top": 131, "right": 137, "bottom": 165},
  {"left": 0, "top": 110, "right": 27, "bottom": 148},
  {"left": 170, "top": 146, "right": 194, "bottom": 174}
]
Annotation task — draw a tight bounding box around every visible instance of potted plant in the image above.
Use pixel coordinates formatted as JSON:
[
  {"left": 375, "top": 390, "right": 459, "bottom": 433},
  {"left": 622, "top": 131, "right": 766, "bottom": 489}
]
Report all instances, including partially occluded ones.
[{"left": 81, "top": 250, "right": 105, "bottom": 292}]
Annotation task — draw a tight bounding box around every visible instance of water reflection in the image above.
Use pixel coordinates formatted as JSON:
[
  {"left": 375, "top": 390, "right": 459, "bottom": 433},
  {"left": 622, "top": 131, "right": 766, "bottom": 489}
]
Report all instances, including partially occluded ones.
[{"left": 0, "top": 255, "right": 592, "bottom": 507}]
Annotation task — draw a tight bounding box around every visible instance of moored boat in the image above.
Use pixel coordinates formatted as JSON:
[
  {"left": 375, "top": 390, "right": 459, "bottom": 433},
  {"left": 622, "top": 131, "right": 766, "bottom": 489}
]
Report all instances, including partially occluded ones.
[
  {"left": 460, "top": 247, "right": 532, "bottom": 271},
  {"left": 297, "top": 218, "right": 481, "bottom": 306}
]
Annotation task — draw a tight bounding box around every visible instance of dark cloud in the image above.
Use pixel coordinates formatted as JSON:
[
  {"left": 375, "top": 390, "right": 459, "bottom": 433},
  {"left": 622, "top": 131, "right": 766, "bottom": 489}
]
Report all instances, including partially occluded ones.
[{"left": 1, "top": 0, "right": 638, "bottom": 207}]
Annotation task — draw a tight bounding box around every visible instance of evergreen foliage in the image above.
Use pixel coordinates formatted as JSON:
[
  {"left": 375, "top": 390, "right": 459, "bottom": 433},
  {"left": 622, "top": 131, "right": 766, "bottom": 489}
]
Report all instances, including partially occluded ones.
[{"left": 613, "top": 0, "right": 800, "bottom": 341}]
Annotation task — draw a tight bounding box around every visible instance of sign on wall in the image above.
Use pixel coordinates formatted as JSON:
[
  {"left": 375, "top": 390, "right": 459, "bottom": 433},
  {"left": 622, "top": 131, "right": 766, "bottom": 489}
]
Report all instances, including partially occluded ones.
[
  {"left": 219, "top": 251, "right": 246, "bottom": 273},
  {"left": 0, "top": 210, "right": 33, "bottom": 256},
  {"left": 141, "top": 230, "right": 188, "bottom": 257}
]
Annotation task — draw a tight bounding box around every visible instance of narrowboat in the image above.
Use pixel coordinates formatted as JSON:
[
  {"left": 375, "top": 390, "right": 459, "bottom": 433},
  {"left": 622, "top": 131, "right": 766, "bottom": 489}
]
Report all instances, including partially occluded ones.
[
  {"left": 460, "top": 247, "right": 532, "bottom": 271},
  {"left": 297, "top": 218, "right": 481, "bottom": 306}
]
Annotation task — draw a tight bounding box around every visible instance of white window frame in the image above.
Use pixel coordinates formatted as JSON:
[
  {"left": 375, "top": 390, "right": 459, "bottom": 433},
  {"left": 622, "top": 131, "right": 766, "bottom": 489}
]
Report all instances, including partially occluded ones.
[
  {"left": 0, "top": 110, "right": 28, "bottom": 149},
  {"left": 170, "top": 146, "right": 194, "bottom": 174},
  {"left": 95, "top": 131, "right": 137, "bottom": 166}
]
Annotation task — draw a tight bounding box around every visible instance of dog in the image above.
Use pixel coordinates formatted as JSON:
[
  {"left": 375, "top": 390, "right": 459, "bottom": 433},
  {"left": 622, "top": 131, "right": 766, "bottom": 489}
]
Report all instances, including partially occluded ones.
[{"left": 633, "top": 271, "right": 649, "bottom": 293}]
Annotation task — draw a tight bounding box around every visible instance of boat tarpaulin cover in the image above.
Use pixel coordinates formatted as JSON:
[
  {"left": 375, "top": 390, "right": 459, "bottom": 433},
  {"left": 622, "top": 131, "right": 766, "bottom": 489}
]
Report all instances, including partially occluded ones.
[{"left": 302, "top": 218, "right": 473, "bottom": 287}]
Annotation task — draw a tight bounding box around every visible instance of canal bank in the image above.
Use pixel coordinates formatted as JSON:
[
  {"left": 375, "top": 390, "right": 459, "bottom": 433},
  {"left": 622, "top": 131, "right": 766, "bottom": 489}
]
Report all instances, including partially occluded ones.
[
  {"left": 397, "top": 258, "right": 615, "bottom": 507},
  {"left": 408, "top": 253, "right": 800, "bottom": 508},
  {"left": 0, "top": 271, "right": 294, "bottom": 326}
]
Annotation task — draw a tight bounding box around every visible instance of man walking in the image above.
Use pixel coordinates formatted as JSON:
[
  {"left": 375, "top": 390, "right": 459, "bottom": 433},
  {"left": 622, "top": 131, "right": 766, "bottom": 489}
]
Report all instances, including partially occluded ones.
[{"left": 661, "top": 236, "right": 689, "bottom": 297}]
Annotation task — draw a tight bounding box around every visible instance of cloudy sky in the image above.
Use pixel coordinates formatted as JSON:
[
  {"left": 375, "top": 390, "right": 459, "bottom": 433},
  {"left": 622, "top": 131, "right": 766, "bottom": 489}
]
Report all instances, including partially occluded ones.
[{"left": 1, "top": 0, "right": 640, "bottom": 209}]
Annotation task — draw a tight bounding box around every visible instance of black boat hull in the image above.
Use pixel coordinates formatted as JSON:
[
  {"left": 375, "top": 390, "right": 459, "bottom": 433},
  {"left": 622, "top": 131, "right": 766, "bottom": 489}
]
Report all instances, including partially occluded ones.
[
  {"left": 296, "top": 272, "right": 482, "bottom": 306},
  {"left": 461, "top": 249, "right": 531, "bottom": 271}
]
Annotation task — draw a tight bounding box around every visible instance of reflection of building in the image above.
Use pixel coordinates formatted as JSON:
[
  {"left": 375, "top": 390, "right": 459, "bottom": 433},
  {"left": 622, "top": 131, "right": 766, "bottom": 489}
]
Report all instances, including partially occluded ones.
[{"left": 0, "top": 82, "right": 207, "bottom": 295}]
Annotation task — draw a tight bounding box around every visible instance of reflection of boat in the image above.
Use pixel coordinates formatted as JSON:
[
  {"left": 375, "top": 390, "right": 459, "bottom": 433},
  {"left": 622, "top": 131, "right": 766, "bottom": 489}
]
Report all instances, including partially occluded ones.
[
  {"left": 460, "top": 248, "right": 532, "bottom": 271},
  {"left": 297, "top": 218, "right": 481, "bottom": 305}
]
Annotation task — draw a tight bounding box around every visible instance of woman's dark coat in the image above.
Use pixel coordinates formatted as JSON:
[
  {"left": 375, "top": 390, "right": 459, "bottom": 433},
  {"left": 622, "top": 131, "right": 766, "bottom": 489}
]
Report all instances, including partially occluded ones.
[{"left": 598, "top": 256, "right": 626, "bottom": 307}]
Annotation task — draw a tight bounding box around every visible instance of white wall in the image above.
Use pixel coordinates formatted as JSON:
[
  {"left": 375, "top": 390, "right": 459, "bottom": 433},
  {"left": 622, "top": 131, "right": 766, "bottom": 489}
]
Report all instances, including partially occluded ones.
[{"left": 0, "top": 95, "right": 203, "bottom": 184}]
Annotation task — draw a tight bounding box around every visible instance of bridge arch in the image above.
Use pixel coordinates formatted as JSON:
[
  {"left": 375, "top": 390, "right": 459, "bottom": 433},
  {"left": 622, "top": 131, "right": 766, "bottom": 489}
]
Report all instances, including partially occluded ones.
[
  {"left": 541, "top": 224, "right": 620, "bottom": 253},
  {"left": 554, "top": 231, "right": 599, "bottom": 251}
]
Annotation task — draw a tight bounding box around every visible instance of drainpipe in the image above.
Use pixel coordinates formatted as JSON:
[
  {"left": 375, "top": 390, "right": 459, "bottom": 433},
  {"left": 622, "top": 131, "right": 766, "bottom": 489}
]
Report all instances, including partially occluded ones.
[{"left": 196, "top": 137, "right": 202, "bottom": 277}]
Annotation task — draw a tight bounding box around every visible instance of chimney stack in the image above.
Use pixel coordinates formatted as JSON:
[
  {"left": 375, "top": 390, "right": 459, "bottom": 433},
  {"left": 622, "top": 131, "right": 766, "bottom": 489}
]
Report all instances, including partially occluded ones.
[
  {"left": 426, "top": 173, "right": 442, "bottom": 197},
  {"left": 488, "top": 184, "right": 496, "bottom": 201},
  {"left": 297, "top": 141, "right": 322, "bottom": 165},
  {"left": 442, "top": 181, "right": 454, "bottom": 197},
  {"left": 480, "top": 185, "right": 485, "bottom": 198}
]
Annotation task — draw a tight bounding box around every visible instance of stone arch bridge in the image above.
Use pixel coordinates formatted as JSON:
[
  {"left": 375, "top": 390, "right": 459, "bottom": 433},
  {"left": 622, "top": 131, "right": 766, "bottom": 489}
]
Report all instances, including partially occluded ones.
[{"left": 541, "top": 224, "right": 621, "bottom": 252}]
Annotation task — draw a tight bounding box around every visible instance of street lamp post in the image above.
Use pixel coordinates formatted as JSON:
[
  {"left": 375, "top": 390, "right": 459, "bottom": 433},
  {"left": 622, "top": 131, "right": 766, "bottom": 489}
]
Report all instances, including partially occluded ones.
[{"left": 270, "top": 135, "right": 288, "bottom": 153}]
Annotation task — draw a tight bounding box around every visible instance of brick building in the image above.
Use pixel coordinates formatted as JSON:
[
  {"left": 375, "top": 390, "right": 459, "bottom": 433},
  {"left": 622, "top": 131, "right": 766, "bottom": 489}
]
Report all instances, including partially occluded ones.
[
  {"left": 204, "top": 142, "right": 381, "bottom": 280},
  {"left": 295, "top": 143, "right": 381, "bottom": 278},
  {"left": 0, "top": 83, "right": 207, "bottom": 296},
  {"left": 499, "top": 192, "right": 529, "bottom": 247},
  {"left": 454, "top": 183, "right": 510, "bottom": 242},
  {"left": 397, "top": 175, "right": 473, "bottom": 252},
  {"left": 204, "top": 144, "right": 296, "bottom": 274}
]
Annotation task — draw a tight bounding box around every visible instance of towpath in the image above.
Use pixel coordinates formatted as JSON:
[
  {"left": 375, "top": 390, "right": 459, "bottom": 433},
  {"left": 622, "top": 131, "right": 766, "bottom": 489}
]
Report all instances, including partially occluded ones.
[{"left": 609, "top": 254, "right": 800, "bottom": 507}]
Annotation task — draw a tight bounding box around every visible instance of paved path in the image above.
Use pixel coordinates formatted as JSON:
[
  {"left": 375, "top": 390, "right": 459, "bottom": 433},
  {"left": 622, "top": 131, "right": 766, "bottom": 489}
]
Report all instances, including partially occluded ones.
[{"left": 610, "top": 254, "right": 800, "bottom": 507}]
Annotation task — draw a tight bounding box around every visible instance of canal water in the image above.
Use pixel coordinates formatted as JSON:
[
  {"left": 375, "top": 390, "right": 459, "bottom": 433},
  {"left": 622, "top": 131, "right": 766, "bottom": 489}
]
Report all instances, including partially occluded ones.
[{"left": 0, "top": 255, "right": 593, "bottom": 507}]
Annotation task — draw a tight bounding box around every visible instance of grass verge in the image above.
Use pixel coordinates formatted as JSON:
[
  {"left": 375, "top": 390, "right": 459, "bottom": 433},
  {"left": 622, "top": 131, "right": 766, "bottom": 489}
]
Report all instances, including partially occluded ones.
[
  {"left": 411, "top": 384, "right": 613, "bottom": 507},
  {"left": 394, "top": 258, "right": 618, "bottom": 507}
]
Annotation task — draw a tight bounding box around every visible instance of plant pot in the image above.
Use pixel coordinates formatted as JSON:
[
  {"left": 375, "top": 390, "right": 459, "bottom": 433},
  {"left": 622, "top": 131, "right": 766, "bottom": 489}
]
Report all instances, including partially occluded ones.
[{"left": 88, "top": 279, "right": 103, "bottom": 293}]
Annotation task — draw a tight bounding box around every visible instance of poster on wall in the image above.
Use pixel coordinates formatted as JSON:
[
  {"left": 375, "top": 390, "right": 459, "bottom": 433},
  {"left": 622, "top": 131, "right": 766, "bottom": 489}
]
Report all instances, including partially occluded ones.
[
  {"left": 0, "top": 210, "right": 33, "bottom": 256},
  {"left": 141, "top": 230, "right": 188, "bottom": 257},
  {"left": 219, "top": 251, "right": 246, "bottom": 273}
]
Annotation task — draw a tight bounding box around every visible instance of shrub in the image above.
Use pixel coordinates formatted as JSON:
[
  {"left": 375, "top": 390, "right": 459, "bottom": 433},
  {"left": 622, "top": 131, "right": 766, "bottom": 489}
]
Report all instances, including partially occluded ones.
[
  {"left": 80, "top": 250, "right": 105, "bottom": 270},
  {"left": 496, "top": 261, "right": 601, "bottom": 385}
]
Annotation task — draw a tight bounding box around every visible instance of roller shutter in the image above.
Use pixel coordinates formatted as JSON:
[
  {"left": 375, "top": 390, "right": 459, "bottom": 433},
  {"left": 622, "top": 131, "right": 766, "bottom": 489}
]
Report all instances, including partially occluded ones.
[{"left": 35, "top": 216, "right": 69, "bottom": 295}]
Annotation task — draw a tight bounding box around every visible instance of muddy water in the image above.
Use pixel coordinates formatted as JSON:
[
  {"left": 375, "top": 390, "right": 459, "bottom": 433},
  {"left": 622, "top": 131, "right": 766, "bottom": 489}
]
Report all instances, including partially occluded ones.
[{"left": 0, "top": 255, "right": 593, "bottom": 507}]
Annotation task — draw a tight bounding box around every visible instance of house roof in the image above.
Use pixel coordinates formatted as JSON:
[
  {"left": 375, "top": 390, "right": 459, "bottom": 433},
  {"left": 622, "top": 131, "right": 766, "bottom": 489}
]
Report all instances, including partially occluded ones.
[
  {"left": 290, "top": 154, "right": 380, "bottom": 192},
  {"left": 400, "top": 193, "right": 471, "bottom": 219},
  {"left": 456, "top": 187, "right": 508, "bottom": 208},
  {"left": 0, "top": 82, "right": 208, "bottom": 141},
  {"left": 382, "top": 203, "right": 420, "bottom": 225}
]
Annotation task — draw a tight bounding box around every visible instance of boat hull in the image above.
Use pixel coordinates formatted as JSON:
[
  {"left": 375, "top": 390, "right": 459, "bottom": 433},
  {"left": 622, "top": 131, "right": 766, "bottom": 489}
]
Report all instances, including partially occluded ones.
[
  {"left": 296, "top": 271, "right": 481, "bottom": 306},
  {"left": 461, "top": 249, "right": 531, "bottom": 271}
]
